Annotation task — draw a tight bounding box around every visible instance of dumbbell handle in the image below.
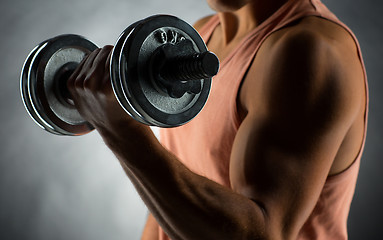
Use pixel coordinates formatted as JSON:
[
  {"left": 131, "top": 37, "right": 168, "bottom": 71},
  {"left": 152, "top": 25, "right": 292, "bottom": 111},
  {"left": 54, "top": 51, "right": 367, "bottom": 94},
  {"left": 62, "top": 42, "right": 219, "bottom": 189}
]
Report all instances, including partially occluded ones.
[
  {"left": 160, "top": 51, "right": 219, "bottom": 82},
  {"left": 152, "top": 39, "right": 219, "bottom": 98},
  {"left": 55, "top": 43, "right": 219, "bottom": 102},
  {"left": 54, "top": 62, "right": 78, "bottom": 106}
]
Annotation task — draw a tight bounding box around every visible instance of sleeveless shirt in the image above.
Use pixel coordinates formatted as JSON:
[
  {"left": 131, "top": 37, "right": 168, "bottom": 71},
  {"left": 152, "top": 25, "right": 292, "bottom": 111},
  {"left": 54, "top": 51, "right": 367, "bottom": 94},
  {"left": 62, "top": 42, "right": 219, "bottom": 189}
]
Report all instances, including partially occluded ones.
[{"left": 159, "top": 0, "right": 369, "bottom": 239}]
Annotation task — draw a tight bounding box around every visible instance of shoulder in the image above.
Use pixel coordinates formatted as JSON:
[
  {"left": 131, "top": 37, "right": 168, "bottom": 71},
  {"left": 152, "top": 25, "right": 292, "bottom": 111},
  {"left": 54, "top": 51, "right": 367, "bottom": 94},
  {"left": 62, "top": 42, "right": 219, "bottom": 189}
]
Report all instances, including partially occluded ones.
[
  {"left": 268, "top": 17, "right": 357, "bottom": 63},
  {"left": 193, "top": 15, "right": 215, "bottom": 31},
  {"left": 242, "top": 16, "right": 365, "bottom": 117},
  {"left": 272, "top": 17, "right": 363, "bottom": 96},
  {"left": 254, "top": 16, "right": 363, "bottom": 91},
  {"left": 265, "top": 16, "right": 361, "bottom": 74}
]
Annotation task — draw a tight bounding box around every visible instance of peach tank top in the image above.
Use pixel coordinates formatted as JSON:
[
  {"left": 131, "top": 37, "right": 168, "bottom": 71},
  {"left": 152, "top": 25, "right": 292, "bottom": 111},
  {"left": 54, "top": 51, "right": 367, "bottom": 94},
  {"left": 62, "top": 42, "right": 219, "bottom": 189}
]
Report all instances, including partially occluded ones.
[{"left": 159, "top": 0, "right": 368, "bottom": 239}]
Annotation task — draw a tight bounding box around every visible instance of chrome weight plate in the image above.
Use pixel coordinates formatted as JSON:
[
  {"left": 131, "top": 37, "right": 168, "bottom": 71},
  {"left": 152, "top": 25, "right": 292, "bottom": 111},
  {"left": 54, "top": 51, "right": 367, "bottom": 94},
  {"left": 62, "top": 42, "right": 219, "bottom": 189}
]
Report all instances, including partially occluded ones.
[
  {"left": 110, "top": 19, "right": 151, "bottom": 125},
  {"left": 115, "top": 15, "right": 212, "bottom": 127},
  {"left": 21, "top": 35, "right": 98, "bottom": 135},
  {"left": 21, "top": 39, "right": 53, "bottom": 132}
]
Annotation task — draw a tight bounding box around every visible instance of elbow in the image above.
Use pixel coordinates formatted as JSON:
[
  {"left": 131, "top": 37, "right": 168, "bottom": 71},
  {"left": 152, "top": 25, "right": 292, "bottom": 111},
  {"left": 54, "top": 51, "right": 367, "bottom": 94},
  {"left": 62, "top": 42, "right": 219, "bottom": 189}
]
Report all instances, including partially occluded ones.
[
  {"left": 231, "top": 199, "right": 272, "bottom": 240},
  {"left": 242, "top": 200, "right": 299, "bottom": 240}
]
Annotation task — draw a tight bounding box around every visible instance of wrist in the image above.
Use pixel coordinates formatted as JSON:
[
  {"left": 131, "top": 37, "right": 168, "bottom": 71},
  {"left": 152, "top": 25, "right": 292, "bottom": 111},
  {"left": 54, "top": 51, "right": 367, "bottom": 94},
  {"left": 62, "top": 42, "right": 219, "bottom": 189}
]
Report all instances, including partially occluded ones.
[{"left": 96, "top": 118, "right": 161, "bottom": 161}]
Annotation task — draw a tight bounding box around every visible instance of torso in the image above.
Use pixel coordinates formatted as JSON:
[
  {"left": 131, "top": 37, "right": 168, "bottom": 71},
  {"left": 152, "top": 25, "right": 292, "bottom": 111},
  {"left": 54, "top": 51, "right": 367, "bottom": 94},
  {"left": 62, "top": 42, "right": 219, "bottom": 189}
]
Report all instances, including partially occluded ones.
[{"left": 204, "top": 16, "right": 366, "bottom": 176}]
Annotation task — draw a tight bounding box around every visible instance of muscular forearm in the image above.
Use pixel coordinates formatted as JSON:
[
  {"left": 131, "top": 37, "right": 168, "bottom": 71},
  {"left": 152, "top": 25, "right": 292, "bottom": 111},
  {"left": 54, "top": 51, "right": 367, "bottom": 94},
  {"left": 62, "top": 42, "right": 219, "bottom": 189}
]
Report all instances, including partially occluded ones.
[{"left": 99, "top": 126, "right": 268, "bottom": 240}]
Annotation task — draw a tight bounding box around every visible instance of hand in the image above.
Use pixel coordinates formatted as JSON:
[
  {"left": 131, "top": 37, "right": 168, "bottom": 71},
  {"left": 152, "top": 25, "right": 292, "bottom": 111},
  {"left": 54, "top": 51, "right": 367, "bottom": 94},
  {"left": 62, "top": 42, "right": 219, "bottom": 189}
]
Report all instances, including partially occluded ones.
[{"left": 67, "top": 45, "right": 140, "bottom": 134}]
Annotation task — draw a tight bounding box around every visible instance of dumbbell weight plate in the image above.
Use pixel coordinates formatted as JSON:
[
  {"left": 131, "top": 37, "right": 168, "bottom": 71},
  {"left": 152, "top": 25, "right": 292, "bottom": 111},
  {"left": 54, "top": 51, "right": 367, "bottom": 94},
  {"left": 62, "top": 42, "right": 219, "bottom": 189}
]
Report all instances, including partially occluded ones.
[
  {"left": 21, "top": 35, "right": 98, "bottom": 135},
  {"left": 21, "top": 39, "right": 53, "bottom": 132},
  {"left": 110, "top": 19, "right": 151, "bottom": 125},
  {"left": 113, "top": 15, "right": 212, "bottom": 127}
]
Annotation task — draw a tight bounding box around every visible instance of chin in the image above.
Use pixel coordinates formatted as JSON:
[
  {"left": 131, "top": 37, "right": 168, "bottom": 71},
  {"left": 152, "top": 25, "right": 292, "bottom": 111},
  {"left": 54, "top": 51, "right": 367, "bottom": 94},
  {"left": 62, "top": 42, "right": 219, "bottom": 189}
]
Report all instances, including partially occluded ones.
[{"left": 207, "top": 0, "right": 248, "bottom": 12}]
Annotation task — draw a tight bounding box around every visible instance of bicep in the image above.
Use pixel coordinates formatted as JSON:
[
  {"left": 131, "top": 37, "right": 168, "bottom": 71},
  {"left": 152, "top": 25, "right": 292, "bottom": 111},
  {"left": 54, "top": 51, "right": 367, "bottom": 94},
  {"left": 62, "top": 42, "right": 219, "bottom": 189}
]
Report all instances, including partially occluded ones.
[
  {"left": 230, "top": 111, "right": 344, "bottom": 237},
  {"left": 229, "top": 30, "right": 363, "bottom": 239}
]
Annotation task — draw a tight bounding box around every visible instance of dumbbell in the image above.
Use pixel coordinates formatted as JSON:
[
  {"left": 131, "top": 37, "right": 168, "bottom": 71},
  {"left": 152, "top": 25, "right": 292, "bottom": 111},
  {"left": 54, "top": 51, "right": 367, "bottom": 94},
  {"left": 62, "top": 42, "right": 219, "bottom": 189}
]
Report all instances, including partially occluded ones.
[{"left": 20, "top": 15, "right": 219, "bottom": 136}]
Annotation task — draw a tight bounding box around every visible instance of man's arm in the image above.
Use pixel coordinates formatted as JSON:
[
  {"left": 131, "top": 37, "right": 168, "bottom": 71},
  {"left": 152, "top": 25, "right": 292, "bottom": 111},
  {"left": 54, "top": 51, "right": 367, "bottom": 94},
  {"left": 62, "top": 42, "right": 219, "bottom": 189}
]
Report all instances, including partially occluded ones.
[
  {"left": 230, "top": 25, "right": 365, "bottom": 238},
  {"left": 68, "top": 22, "right": 364, "bottom": 240},
  {"left": 109, "top": 30, "right": 362, "bottom": 240},
  {"left": 139, "top": 16, "right": 216, "bottom": 239}
]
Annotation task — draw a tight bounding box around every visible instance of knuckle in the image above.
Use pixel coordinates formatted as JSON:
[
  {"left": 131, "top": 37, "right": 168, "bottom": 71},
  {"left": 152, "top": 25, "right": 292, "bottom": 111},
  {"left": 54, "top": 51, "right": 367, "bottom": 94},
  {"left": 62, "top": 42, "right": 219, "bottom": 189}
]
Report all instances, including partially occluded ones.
[
  {"left": 92, "top": 48, "right": 102, "bottom": 55},
  {"left": 83, "top": 76, "right": 94, "bottom": 90},
  {"left": 74, "top": 75, "right": 84, "bottom": 88},
  {"left": 83, "top": 71, "right": 101, "bottom": 90},
  {"left": 103, "top": 45, "right": 113, "bottom": 51}
]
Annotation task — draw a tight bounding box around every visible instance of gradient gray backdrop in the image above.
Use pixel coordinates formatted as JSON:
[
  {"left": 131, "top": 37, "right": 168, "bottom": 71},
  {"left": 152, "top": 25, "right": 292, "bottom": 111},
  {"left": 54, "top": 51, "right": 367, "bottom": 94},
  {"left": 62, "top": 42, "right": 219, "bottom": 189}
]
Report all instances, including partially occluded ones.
[{"left": 0, "top": 0, "right": 381, "bottom": 239}]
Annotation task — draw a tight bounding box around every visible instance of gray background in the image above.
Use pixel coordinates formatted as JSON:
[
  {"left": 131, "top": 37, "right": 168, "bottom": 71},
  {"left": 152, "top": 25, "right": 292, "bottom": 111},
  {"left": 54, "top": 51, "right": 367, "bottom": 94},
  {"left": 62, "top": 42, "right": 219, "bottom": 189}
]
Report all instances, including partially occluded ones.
[{"left": 0, "top": 0, "right": 381, "bottom": 239}]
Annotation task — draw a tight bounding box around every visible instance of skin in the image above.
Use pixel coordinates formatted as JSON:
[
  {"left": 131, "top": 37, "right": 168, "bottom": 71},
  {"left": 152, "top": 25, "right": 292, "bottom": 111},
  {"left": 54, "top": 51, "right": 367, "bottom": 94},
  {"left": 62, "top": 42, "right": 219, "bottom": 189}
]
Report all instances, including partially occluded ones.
[{"left": 67, "top": 0, "right": 366, "bottom": 239}]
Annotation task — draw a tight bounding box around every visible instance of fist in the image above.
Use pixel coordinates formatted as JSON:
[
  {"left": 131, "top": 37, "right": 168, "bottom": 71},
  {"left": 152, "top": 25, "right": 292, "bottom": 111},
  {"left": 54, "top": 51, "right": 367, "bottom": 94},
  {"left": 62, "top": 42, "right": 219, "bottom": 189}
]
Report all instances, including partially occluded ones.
[{"left": 67, "top": 45, "right": 132, "bottom": 131}]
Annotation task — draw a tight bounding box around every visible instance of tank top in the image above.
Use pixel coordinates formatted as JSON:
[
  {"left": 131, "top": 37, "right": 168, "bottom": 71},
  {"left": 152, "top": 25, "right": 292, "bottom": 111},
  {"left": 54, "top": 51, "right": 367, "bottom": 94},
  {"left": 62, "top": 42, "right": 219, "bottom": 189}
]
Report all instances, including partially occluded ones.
[{"left": 159, "top": 0, "right": 369, "bottom": 239}]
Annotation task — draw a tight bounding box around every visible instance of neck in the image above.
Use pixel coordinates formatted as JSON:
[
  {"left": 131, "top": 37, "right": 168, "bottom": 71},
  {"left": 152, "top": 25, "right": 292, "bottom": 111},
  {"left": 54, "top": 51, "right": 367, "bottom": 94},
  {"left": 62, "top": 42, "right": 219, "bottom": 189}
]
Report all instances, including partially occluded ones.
[{"left": 217, "top": 0, "right": 289, "bottom": 45}]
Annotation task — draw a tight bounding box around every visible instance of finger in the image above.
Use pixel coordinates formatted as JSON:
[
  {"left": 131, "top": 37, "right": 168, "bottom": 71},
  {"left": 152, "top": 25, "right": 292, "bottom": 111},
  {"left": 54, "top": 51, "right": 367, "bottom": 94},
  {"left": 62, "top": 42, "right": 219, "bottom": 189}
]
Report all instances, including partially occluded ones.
[
  {"left": 75, "top": 48, "right": 101, "bottom": 89},
  {"left": 105, "top": 46, "right": 113, "bottom": 72},
  {"left": 83, "top": 48, "right": 102, "bottom": 72},
  {"left": 82, "top": 46, "right": 111, "bottom": 90},
  {"left": 92, "top": 45, "right": 113, "bottom": 70},
  {"left": 67, "top": 54, "right": 88, "bottom": 90},
  {"left": 102, "top": 47, "right": 114, "bottom": 94}
]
